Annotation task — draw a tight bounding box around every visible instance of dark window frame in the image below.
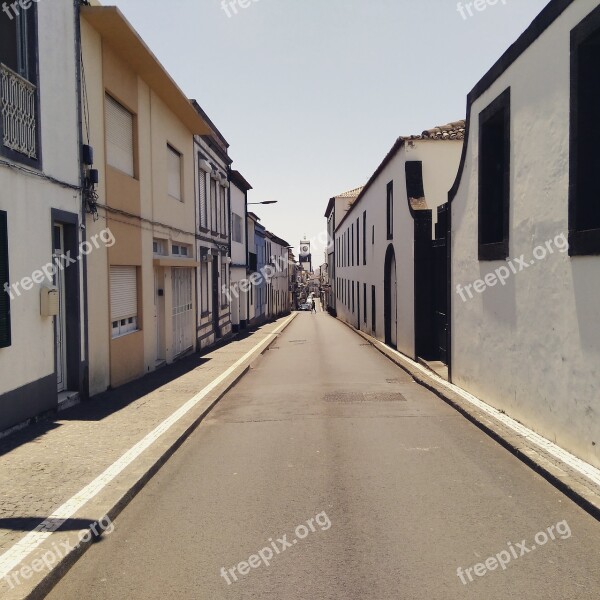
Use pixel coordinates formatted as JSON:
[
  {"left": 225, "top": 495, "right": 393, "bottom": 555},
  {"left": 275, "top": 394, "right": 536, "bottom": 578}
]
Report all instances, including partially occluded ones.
[
  {"left": 569, "top": 5, "right": 600, "bottom": 256},
  {"left": 356, "top": 217, "right": 360, "bottom": 266},
  {"left": 0, "top": 5, "right": 42, "bottom": 169},
  {"left": 0, "top": 210, "right": 10, "bottom": 348},
  {"left": 478, "top": 88, "right": 511, "bottom": 261},
  {"left": 363, "top": 211, "right": 367, "bottom": 265},
  {"left": 386, "top": 181, "right": 394, "bottom": 240},
  {"left": 363, "top": 283, "right": 367, "bottom": 323},
  {"left": 371, "top": 285, "right": 376, "bottom": 334}
]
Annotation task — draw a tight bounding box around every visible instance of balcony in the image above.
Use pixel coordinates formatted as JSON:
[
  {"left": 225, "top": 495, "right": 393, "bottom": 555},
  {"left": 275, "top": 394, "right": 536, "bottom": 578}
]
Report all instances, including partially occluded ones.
[{"left": 0, "top": 63, "right": 37, "bottom": 159}]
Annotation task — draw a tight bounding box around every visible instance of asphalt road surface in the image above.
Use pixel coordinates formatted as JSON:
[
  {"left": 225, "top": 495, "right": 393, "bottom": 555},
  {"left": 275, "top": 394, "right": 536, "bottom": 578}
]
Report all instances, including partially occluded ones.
[{"left": 48, "top": 311, "right": 600, "bottom": 600}]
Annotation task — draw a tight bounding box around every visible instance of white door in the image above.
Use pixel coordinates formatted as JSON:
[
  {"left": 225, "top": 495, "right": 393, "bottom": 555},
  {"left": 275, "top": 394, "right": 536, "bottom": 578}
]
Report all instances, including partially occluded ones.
[
  {"left": 172, "top": 268, "right": 194, "bottom": 357},
  {"left": 54, "top": 225, "right": 67, "bottom": 392}
]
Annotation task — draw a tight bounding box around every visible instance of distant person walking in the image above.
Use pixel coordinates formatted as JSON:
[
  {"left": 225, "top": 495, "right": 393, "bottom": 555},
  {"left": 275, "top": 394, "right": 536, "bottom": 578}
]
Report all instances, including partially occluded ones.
[{"left": 311, "top": 298, "right": 317, "bottom": 314}]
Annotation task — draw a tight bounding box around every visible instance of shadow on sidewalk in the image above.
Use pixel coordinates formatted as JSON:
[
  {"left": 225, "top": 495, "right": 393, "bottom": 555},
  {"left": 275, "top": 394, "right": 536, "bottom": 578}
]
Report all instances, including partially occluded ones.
[
  {"left": 0, "top": 353, "right": 212, "bottom": 459},
  {"left": 0, "top": 319, "right": 286, "bottom": 457},
  {"left": 0, "top": 517, "right": 107, "bottom": 534}
]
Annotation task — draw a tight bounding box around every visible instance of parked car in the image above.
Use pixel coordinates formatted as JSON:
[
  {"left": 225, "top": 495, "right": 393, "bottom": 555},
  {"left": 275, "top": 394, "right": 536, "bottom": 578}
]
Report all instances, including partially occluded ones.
[{"left": 299, "top": 303, "right": 311, "bottom": 311}]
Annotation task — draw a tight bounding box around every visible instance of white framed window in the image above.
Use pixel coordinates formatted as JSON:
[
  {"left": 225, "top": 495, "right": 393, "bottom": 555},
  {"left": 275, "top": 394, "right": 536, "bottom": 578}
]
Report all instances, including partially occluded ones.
[
  {"left": 210, "top": 178, "right": 217, "bottom": 232},
  {"left": 167, "top": 144, "right": 183, "bottom": 201},
  {"left": 200, "top": 248, "right": 209, "bottom": 313},
  {"left": 105, "top": 94, "right": 134, "bottom": 177},
  {"left": 172, "top": 244, "right": 190, "bottom": 257},
  {"left": 153, "top": 239, "right": 167, "bottom": 255},
  {"left": 198, "top": 168, "right": 208, "bottom": 229},
  {"left": 221, "top": 256, "right": 228, "bottom": 306},
  {"left": 110, "top": 266, "right": 138, "bottom": 338}
]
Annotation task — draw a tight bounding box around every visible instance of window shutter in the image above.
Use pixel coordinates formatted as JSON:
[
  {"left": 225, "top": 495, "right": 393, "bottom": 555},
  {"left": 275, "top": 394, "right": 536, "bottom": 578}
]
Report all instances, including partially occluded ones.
[
  {"left": 167, "top": 145, "right": 182, "bottom": 200},
  {"left": 0, "top": 211, "right": 11, "bottom": 348},
  {"left": 110, "top": 266, "right": 137, "bottom": 321},
  {"left": 105, "top": 95, "right": 134, "bottom": 177},
  {"left": 198, "top": 170, "right": 207, "bottom": 228}
]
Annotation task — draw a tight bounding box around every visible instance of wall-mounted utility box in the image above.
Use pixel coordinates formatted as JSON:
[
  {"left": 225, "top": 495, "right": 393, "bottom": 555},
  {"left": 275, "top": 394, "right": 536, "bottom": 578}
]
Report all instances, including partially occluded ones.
[{"left": 40, "top": 286, "right": 59, "bottom": 317}]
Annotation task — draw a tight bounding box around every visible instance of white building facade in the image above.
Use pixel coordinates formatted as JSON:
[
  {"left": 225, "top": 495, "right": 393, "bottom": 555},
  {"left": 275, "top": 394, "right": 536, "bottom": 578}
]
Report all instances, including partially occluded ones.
[
  {"left": 450, "top": 0, "right": 600, "bottom": 469},
  {"left": 230, "top": 170, "right": 251, "bottom": 332},
  {"left": 193, "top": 104, "right": 233, "bottom": 350},
  {"left": 334, "top": 124, "right": 464, "bottom": 363},
  {"left": 0, "top": 0, "right": 86, "bottom": 432}
]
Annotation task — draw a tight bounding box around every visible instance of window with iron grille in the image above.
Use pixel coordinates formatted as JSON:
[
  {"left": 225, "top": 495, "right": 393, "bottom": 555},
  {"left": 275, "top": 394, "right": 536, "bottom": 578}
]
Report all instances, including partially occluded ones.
[
  {"left": 0, "top": 6, "right": 39, "bottom": 165},
  {"left": 198, "top": 167, "right": 208, "bottom": 229}
]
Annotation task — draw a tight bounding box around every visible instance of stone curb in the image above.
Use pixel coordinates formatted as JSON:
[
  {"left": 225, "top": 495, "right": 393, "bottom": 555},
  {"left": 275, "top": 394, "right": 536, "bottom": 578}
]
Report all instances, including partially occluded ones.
[
  {"left": 338, "top": 318, "right": 600, "bottom": 522},
  {"left": 3, "top": 313, "right": 297, "bottom": 600}
]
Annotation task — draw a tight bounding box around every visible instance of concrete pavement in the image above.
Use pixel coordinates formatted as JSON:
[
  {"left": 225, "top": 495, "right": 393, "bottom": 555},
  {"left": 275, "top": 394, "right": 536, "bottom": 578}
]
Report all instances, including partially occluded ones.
[
  {"left": 0, "top": 315, "right": 296, "bottom": 599},
  {"left": 47, "top": 310, "right": 600, "bottom": 599}
]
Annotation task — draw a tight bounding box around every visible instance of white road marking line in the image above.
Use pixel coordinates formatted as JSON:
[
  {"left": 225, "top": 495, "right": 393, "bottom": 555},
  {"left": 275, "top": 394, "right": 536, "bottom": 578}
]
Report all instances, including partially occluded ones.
[
  {"left": 0, "top": 314, "right": 295, "bottom": 580},
  {"left": 374, "top": 338, "right": 600, "bottom": 488}
]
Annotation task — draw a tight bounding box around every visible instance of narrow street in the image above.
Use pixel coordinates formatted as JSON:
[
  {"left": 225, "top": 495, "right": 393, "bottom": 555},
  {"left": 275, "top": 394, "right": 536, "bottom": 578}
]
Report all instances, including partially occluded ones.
[{"left": 47, "top": 311, "right": 600, "bottom": 600}]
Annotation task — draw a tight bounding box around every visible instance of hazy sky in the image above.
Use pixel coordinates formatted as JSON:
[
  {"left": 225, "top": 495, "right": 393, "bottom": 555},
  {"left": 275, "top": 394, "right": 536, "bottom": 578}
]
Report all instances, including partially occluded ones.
[{"left": 112, "top": 0, "right": 549, "bottom": 262}]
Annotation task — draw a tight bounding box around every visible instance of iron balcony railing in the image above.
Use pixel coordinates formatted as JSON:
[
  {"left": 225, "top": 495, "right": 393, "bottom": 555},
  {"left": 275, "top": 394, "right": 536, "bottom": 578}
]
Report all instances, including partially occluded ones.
[{"left": 0, "top": 63, "right": 37, "bottom": 159}]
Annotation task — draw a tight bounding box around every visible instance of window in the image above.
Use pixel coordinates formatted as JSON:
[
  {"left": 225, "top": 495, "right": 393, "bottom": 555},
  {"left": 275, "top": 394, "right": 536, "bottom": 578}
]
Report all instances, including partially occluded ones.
[
  {"left": 372, "top": 225, "right": 375, "bottom": 245},
  {"left": 210, "top": 177, "right": 218, "bottom": 232},
  {"left": 153, "top": 239, "right": 166, "bottom": 255},
  {"left": 363, "top": 211, "right": 367, "bottom": 265},
  {"left": 570, "top": 8, "right": 600, "bottom": 255},
  {"left": 352, "top": 281, "right": 355, "bottom": 313},
  {"left": 172, "top": 244, "right": 190, "bottom": 257},
  {"left": 406, "top": 161, "right": 425, "bottom": 202},
  {"left": 0, "top": 6, "right": 38, "bottom": 163},
  {"left": 220, "top": 186, "right": 228, "bottom": 237},
  {"left": 198, "top": 167, "right": 208, "bottom": 230},
  {"left": 479, "top": 88, "right": 510, "bottom": 260},
  {"left": 167, "top": 145, "right": 182, "bottom": 201},
  {"left": 356, "top": 218, "right": 360, "bottom": 266},
  {"left": 351, "top": 223, "right": 355, "bottom": 266},
  {"left": 110, "top": 267, "right": 138, "bottom": 338},
  {"left": 371, "top": 286, "right": 376, "bottom": 333},
  {"left": 106, "top": 95, "right": 135, "bottom": 177},
  {"left": 232, "top": 213, "right": 243, "bottom": 243},
  {"left": 386, "top": 181, "right": 394, "bottom": 240},
  {"left": 0, "top": 211, "right": 10, "bottom": 348},
  {"left": 363, "top": 283, "right": 367, "bottom": 323}
]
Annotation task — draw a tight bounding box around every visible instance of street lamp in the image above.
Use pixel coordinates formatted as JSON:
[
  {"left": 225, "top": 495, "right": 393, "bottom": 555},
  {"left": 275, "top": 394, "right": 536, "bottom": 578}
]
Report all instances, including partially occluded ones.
[{"left": 248, "top": 201, "right": 278, "bottom": 205}]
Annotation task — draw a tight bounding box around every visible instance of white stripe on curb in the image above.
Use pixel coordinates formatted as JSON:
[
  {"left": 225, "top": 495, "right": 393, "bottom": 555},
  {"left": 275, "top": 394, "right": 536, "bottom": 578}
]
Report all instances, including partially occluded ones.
[
  {"left": 372, "top": 337, "right": 600, "bottom": 488},
  {"left": 0, "top": 314, "right": 295, "bottom": 580}
]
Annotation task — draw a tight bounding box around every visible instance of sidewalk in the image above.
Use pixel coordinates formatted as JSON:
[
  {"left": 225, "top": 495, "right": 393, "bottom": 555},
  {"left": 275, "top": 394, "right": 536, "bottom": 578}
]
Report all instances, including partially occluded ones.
[{"left": 0, "top": 314, "right": 296, "bottom": 600}]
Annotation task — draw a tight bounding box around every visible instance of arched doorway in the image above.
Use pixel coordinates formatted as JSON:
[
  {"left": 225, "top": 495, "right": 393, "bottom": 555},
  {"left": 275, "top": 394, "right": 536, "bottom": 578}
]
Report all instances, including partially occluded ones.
[{"left": 384, "top": 244, "right": 397, "bottom": 348}]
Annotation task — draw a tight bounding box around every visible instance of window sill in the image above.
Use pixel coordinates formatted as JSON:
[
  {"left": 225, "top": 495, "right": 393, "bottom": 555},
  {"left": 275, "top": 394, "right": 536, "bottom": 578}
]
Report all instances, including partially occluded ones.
[
  {"left": 111, "top": 328, "right": 140, "bottom": 340},
  {"left": 478, "top": 241, "right": 508, "bottom": 262},
  {"left": 568, "top": 228, "right": 600, "bottom": 256}
]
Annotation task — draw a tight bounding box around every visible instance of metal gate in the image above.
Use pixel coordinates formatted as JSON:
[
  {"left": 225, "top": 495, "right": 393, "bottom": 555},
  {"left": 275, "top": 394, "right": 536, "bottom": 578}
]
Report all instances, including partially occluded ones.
[
  {"left": 432, "top": 205, "right": 449, "bottom": 364},
  {"left": 172, "top": 268, "right": 194, "bottom": 357}
]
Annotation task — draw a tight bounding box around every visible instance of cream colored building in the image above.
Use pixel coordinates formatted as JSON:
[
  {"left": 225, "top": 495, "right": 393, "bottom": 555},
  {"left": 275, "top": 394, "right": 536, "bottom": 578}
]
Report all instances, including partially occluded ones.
[{"left": 80, "top": 6, "right": 213, "bottom": 394}]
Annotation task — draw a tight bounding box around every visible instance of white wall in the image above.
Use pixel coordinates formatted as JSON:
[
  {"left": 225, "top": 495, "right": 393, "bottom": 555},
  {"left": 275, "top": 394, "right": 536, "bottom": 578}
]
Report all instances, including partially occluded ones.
[
  {"left": 0, "top": 0, "right": 82, "bottom": 407},
  {"left": 335, "top": 140, "right": 462, "bottom": 358},
  {"left": 451, "top": 0, "right": 600, "bottom": 468}
]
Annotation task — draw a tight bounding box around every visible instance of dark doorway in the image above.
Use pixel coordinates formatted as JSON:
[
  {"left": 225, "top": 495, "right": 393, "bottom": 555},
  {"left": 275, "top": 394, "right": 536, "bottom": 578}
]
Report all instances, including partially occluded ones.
[
  {"left": 384, "top": 244, "right": 397, "bottom": 348},
  {"left": 211, "top": 255, "right": 221, "bottom": 339}
]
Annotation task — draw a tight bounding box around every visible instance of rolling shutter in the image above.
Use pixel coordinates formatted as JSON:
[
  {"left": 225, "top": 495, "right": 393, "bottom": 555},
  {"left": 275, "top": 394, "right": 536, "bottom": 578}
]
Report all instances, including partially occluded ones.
[
  {"left": 110, "top": 266, "right": 137, "bottom": 321},
  {"left": 0, "top": 211, "right": 10, "bottom": 348},
  {"left": 105, "top": 95, "right": 134, "bottom": 177}
]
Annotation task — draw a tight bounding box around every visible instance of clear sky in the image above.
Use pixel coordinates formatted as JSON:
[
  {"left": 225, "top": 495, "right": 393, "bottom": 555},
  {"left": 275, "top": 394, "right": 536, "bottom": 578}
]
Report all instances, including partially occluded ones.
[{"left": 112, "top": 0, "right": 549, "bottom": 263}]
